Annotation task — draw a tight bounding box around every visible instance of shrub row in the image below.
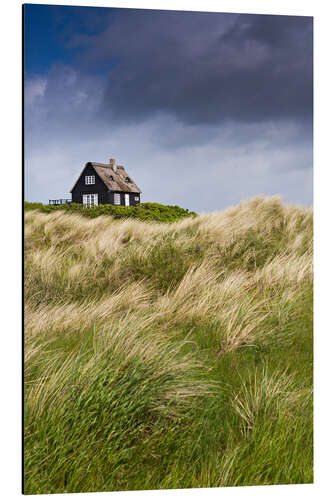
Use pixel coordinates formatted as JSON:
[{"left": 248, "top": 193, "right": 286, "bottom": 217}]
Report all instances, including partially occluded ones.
[{"left": 24, "top": 201, "right": 197, "bottom": 222}]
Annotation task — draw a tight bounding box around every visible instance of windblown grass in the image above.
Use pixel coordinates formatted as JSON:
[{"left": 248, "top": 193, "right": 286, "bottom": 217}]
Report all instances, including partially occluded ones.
[{"left": 24, "top": 196, "right": 313, "bottom": 493}]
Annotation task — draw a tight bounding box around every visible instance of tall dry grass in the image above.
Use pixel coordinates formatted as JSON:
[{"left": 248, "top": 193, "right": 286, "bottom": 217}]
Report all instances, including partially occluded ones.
[{"left": 24, "top": 196, "right": 313, "bottom": 493}]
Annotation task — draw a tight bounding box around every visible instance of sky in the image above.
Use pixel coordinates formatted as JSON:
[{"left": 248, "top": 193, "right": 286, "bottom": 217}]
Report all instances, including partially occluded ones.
[{"left": 24, "top": 4, "right": 313, "bottom": 212}]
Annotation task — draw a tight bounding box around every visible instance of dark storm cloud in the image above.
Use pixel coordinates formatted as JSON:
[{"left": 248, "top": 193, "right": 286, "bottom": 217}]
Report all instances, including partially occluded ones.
[
  {"left": 24, "top": 7, "right": 313, "bottom": 209},
  {"left": 70, "top": 10, "right": 313, "bottom": 126}
]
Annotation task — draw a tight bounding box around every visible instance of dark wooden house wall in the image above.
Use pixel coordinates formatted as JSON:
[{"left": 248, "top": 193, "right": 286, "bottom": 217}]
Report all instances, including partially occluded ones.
[
  {"left": 71, "top": 165, "right": 141, "bottom": 206},
  {"left": 71, "top": 164, "right": 109, "bottom": 204},
  {"left": 108, "top": 192, "right": 140, "bottom": 207}
]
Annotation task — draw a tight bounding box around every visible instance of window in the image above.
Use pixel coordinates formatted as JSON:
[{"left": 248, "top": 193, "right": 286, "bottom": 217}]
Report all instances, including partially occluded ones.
[
  {"left": 83, "top": 194, "right": 98, "bottom": 206},
  {"left": 134, "top": 196, "right": 139, "bottom": 201},
  {"left": 125, "top": 177, "right": 131, "bottom": 183},
  {"left": 125, "top": 193, "right": 130, "bottom": 206},
  {"left": 85, "top": 175, "right": 95, "bottom": 185},
  {"left": 114, "top": 193, "right": 121, "bottom": 205},
  {"left": 109, "top": 175, "right": 114, "bottom": 181}
]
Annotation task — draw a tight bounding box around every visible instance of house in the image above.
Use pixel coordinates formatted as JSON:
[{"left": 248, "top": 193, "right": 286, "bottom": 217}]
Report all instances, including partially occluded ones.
[{"left": 70, "top": 158, "right": 142, "bottom": 207}]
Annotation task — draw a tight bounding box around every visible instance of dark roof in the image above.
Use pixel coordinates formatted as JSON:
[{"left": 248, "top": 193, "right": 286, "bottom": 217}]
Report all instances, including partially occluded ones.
[{"left": 70, "top": 161, "right": 142, "bottom": 194}]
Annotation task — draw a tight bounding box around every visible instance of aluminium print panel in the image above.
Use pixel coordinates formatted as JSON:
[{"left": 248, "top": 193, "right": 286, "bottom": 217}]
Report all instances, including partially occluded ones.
[{"left": 24, "top": 3, "right": 313, "bottom": 494}]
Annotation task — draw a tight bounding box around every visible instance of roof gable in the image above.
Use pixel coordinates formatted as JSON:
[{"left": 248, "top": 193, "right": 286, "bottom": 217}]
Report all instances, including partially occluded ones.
[{"left": 70, "top": 161, "right": 142, "bottom": 194}]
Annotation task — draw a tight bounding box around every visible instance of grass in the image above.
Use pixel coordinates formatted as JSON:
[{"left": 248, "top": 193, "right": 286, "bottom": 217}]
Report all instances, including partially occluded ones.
[
  {"left": 24, "top": 201, "right": 197, "bottom": 222},
  {"left": 24, "top": 195, "right": 313, "bottom": 493}
]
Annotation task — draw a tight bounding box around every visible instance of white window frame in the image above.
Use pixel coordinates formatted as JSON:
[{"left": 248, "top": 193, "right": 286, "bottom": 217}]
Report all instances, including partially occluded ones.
[
  {"left": 125, "top": 193, "right": 130, "bottom": 206},
  {"left": 85, "top": 175, "right": 95, "bottom": 185},
  {"left": 134, "top": 196, "right": 139, "bottom": 201},
  {"left": 114, "top": 193, "right": 121, "bottom": 205},
  {"left": 83, "top": 194, "right": 98, "bottom": 206}
]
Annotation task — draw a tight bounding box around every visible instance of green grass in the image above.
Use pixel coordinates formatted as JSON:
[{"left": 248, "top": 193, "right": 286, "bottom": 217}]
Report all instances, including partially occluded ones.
[
  {"left": 24, "top": 201, "right": 197, "bottom": 222},
  {"left": 24, "top": 196, "right": 313, "bottom": 493}
]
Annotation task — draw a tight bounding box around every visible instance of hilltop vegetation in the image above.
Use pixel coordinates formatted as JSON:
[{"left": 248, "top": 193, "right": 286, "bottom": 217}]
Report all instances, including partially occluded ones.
[
  {"left": 24, "top": 201, "right": 197, "bottom": 222},
  {"left": 24, "top": 196, "right": 313, "bottom": 494}
]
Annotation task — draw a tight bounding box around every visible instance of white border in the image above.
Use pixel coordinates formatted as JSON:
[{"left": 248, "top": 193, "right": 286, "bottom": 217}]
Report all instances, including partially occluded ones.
[{"left": 2, "top": 1, "right": 332, "bottom": 499}]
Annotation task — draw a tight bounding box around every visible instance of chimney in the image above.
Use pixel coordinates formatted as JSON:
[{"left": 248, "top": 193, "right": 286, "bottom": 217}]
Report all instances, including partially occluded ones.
[{"left": 109, "top": 158, "right": 117, "bottom": 172}]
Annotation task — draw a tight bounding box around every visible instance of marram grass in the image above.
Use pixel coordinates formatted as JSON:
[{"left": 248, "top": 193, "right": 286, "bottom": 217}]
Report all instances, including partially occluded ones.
[{"left": 24, "top": 196, "right": 313, "bottom": 493}]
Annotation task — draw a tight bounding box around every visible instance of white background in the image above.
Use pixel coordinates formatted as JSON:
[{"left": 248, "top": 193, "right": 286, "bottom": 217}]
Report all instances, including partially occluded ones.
[{"left": 1, "top": 0, "right": 332, "bottom": 498}]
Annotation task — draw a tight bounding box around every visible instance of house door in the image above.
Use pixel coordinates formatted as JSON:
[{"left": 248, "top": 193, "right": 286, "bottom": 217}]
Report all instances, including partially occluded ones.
[
  {"left": 83, "top": 194, "right": 98, "bottom": 206},
  {"left": 125, "top": 193, "right": 130, "bottom": 206}
]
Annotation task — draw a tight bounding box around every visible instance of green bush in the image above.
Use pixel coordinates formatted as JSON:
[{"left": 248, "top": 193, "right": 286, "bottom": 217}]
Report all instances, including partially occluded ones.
[
  {"left": 24, "top": 201, "right": 197, "bottom": 222},
  {"left": 24, "top": 202, "right": 45, "bottom": 212}
]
